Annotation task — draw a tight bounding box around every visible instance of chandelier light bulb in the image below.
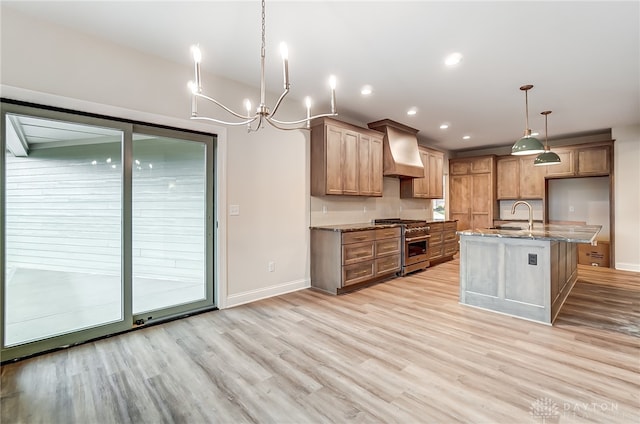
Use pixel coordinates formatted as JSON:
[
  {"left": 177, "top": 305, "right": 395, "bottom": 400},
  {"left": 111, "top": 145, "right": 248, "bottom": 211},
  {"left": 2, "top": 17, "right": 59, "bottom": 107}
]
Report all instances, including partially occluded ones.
[
  {"left": 245, "top": 99, "right": 252, "bottom": 114},
  {"left": 280, "top": 43, "right": 288, "bottom": 60},
  {"left": 329, "top": 75, "right": 337, "bottom": 90},
  {"left": 305, "top": 97, "right": 312, "bottom": 109},
  {"left": 191, "top": 45, "right": 202, "bottom": 63},
  {"left": 187, "top": 81, "right": 197, "bottom": 94}
]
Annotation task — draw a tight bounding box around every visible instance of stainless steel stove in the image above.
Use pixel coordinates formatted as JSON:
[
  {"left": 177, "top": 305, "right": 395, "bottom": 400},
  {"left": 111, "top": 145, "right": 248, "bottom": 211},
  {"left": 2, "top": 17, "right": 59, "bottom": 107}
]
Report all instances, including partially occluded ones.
[{"left": 374, "top": 219, "right": 431, "bottom": 275}]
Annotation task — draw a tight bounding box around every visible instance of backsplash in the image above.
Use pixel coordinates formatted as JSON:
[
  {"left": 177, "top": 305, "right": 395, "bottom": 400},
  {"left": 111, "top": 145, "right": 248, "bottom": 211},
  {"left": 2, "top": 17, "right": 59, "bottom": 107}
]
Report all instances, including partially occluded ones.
[
  {"left": 499, "top": 200, "right": 544, "bottom": 221},
  {"left": 310, "top": 178, "right": 433, "bottom": 226}
]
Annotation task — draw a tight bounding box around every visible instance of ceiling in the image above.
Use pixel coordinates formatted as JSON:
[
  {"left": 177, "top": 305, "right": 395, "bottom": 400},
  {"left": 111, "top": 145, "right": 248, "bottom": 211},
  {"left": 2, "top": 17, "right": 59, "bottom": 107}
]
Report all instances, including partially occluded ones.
[{"left": 3, "top": 1, "right": 639, "bottom": 152}]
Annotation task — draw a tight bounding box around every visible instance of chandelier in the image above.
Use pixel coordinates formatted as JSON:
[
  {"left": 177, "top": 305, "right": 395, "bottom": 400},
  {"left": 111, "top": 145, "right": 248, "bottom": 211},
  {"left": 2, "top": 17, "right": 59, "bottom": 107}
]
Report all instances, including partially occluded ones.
[{"left": 187, "top": 0, "right": 338, "bottom": 132}]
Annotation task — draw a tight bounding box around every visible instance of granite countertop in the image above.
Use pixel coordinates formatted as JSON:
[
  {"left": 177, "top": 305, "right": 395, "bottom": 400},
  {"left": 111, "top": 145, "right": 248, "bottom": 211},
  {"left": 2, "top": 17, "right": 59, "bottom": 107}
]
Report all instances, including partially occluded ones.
[
  {"left": 457, "top": 224, "right": 602, "bottom": 244},
  {"left": 310, "top": 223, "right": 401, "bottom": 232}
]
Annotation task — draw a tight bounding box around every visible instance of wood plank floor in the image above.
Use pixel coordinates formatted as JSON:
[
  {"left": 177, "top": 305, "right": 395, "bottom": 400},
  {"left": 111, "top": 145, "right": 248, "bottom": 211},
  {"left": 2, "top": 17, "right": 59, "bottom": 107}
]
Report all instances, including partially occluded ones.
[{"left": 2, "top": 260, "right": 639, "bottom": 423}]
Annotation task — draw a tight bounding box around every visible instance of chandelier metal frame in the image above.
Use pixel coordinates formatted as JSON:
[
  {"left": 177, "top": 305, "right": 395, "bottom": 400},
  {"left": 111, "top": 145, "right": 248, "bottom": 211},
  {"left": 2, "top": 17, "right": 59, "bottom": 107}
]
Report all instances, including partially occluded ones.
[{"left": 188, "top": 0, "right": 338, "bottom": 132}]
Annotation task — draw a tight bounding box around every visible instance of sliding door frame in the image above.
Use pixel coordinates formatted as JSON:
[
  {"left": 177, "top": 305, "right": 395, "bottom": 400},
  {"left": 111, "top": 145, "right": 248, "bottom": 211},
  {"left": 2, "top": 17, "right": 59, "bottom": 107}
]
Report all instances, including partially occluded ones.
[{"left": 1, "top": 101, "right": 217, "bottom": 362}]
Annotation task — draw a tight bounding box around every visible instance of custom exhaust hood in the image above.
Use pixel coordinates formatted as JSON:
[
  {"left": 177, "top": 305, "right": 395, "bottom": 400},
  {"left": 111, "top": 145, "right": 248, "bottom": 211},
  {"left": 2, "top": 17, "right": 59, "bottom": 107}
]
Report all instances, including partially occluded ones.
[{"left": 367, "top": 119, "right": 424, "bottom": 178}]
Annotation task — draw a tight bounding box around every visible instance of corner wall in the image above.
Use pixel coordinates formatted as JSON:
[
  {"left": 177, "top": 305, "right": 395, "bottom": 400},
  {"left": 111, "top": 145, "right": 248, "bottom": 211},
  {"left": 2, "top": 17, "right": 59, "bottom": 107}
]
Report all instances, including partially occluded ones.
[{"left": 612, "top": 125, "right": 640, "bottom": 272}]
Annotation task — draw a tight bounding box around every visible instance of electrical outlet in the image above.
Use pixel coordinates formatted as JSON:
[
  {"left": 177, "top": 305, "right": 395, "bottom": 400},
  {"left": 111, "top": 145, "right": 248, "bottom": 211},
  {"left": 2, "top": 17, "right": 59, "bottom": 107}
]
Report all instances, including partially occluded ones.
[
  {"left": 229, "top": 204, "right": 240, "bottom": 216},
  {"left": 528, "top": 253, "right": 537, "bottom": 266},
  {"left": 268, "top": 261, "right": 275, "bottom": 272},
  {"left": 569, "top": 205, "right": 575, "bottom": 213},
  {"left": 322, "top": 205, "right": 327, "bottom": 214}
]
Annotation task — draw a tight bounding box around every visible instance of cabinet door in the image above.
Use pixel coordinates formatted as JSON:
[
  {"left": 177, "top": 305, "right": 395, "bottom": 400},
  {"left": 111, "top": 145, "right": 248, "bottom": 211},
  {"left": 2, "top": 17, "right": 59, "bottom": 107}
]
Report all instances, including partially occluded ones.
[
  {"left": 449, "top": 175, "right": 471, "bottom": 230},
  {"left": 358, "top": 134, "right": 383, "bottom": 197},
  {"left": 471, "top": 157, "right": 493, "bottom": 173},
  {"left": 357, "top": 134, "right": 372, "bottom": 195},
  {"left": 370, "top": 136, "right": 383, "bottom": 196},
  {"left": 519, "top": 157, "right": 546, "bottom": 199},
  {"left": 545, "top": 149, "right": 575, "bottom": 177},
  {"left": 471, "top": 173, "right": 492, "bottom": 229},
  {"left": 325, "top": 125, "right": 344, "bottom": 194},
  {"left": 496, "top": 157, "right": 519, "bottom": 199},
  {"left": 428, "top": 151, "right": 444, "bottom": 199},
  {"left": 450, "top": 160, "right": 470, "bottom": 175},
  {"left": 578, "top": 146, "right": 610, "bottom": 176},
  {"left": 342, "top": 130, "right": 359, "bottom": 195}
]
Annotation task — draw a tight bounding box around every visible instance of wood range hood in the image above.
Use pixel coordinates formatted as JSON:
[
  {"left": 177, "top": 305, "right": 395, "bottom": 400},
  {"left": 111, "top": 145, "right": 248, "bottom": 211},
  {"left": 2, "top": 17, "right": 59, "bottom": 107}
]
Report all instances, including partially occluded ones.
[{"left": 367, "top": 119, "right": 424, "bottom": 178}]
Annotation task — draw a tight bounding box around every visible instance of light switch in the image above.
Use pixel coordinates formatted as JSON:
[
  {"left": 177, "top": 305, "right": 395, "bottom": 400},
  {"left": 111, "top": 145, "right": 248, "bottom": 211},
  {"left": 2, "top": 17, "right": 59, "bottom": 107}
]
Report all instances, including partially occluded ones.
[{"left": 229, "top": 205, "right": 240, "bottom": 216}]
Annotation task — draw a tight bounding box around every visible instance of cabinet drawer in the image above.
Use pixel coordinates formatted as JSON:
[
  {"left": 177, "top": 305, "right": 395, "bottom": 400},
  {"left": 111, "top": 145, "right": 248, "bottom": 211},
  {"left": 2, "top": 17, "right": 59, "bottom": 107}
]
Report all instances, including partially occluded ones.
[
  {"left": 444, "top": 242, "right": 459, "bottom": 257},
  {"left": 443, "top": 230, "right": 457, "bottom": 243},
  {"left": 444, "top": 221, "right": 457, "bottom": 232},
  {"left": 375, "top": 227, "right": 401, "bottom": 240},
  {"left": 375, "top": 255, "right": 400, "bottom": 275},
  {"left": 343, "top": 261, "right": 375, "bottom": 286},
  {"left": 342, "top": 230, "right": 375, "bottom": 244},
  {"left": 343, "top": 241, "right": 375, "bottom": 265},
  {"left": 375, "top": 237, "right": 401, "bottom": 257},
  {"left": 429, "top": 232, "right": 444, "bottom": 244},
  {"left": 428, "top": 222, "right": 444, "bottom": 233},
  {"left": 428, "top": 244, "right": 443, "bottom": 260}
]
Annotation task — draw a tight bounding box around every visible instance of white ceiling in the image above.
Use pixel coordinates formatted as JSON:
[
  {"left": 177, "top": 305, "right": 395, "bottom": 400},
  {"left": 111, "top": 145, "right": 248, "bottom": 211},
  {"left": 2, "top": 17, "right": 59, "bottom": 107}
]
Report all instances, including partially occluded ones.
[{"left": 3, "top": 1, "right": 639, "bottom": 151}]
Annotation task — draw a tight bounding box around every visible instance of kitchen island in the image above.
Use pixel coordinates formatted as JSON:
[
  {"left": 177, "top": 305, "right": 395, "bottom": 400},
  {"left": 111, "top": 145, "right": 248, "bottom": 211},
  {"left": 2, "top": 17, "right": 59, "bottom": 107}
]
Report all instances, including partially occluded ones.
[{"left": 457, "top": 224, "right": 601, "bottom": 324}]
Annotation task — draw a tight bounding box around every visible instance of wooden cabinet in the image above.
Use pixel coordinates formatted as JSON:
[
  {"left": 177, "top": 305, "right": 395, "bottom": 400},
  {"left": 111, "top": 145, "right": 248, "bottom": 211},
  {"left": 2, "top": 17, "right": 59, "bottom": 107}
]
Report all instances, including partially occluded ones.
[
  {"left": 400, "top": 147, "right": 444, "bottom": 199},
  {"left": 426, "top": 220, "right": 458, "bottom": 264},
  {"left": 544, "top": 148, "right": 575, "bottom": 177},
  {"left": 577, "top": 145, "right": 610, "bottom": 176},
  {"left": 311, "top": 118, "right": 383, "bottom": 197},
  {"left": 496, "top": 157, "right": 519, "bottom": 199},
  {"left": 545, "top": 143, "right": 611, "bottom": 178},
  {"left": 449, "top": 156, "right": 496, "bottom": 231},
  {"left": 311, "top": 226, "right": 401, "bottom": 294},
  {"left": 496, "top": 156, "right": 545, "bottom": 199}
]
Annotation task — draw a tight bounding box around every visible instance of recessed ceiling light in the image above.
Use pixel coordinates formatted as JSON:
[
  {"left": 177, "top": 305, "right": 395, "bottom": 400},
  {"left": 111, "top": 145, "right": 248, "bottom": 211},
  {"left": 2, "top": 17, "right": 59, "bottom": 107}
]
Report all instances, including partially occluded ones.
[
  {"left": 407, "top": 108, "right": 417, "bottom": 116},
  {"left": 361, "top": 85, "right": 373, "bottom": 96},
  {"left": 462, "top": 135, "right": 471, "bottom": 140},
  {"left": 445, "top": 52, "right": 463, "bottom": 67},
  {"left": 440, "top": 123, "right": 449, "bottom": 129}
]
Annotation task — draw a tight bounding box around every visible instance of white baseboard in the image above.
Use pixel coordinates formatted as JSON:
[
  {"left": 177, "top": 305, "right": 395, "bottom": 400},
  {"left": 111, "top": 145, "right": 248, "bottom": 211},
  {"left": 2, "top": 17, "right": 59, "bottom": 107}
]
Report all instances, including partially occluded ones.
[
  {"left": 615, "top": 262, "right": 640, "bottom": 273},
  {"left": 224, "top": 278, "right": 310, "bottom": 309}
]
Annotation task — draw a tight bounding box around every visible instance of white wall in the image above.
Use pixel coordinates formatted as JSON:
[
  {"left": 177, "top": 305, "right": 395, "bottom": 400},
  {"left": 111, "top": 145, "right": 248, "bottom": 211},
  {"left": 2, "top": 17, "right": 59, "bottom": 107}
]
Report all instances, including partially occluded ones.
[
  {"left": 612, "top": 125, "right": 640, "bottom": 272},
  {"left": 1, "top": 7, "right": 310, "bottom": 307},
  {"left": 310, "top": 178, "right": 433, "bottom": 226}
]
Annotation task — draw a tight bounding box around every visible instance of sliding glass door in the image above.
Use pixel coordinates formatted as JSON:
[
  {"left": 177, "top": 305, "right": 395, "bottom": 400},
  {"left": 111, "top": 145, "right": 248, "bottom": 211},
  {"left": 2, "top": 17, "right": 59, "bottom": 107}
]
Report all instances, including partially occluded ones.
[
  {"left": 132, "top": 128, "right": 213, "bottom": 320},
  {"left": 1, "top": 103, "right": 215, "bottom": 361}
]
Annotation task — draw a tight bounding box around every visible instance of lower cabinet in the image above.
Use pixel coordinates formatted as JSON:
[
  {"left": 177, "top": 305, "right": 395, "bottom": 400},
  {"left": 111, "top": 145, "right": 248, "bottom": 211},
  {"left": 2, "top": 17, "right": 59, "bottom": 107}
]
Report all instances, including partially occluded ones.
[
  {"left": 311, "top": 227, "right": 401, "bottom": 294},
  {"left": 427, "top": 220, "right": 458, "bottom": 264}
]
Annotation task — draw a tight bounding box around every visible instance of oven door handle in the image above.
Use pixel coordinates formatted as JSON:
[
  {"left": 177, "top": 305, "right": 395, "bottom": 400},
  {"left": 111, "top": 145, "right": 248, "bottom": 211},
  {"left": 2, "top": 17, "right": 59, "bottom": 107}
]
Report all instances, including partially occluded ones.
[{"left": 405, "top": 235, "right": 431, "bottom": 242}]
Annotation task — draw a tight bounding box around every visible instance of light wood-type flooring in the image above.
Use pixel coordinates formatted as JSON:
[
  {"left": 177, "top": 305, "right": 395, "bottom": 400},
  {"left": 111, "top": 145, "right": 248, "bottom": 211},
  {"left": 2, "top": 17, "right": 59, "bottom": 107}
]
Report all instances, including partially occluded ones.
[{"left": 2, "top": 260, "right": 639, "bottom": 423}]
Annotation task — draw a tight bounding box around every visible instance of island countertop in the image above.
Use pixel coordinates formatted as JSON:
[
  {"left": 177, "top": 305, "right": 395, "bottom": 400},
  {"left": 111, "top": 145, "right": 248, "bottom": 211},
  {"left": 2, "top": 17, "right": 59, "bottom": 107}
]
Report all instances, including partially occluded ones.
[
  {"left": 309, "top": 223, "right": 400, "bottom": 232},
  {"left": 457, "top": 224, "right": 602, "bottom": 244}
]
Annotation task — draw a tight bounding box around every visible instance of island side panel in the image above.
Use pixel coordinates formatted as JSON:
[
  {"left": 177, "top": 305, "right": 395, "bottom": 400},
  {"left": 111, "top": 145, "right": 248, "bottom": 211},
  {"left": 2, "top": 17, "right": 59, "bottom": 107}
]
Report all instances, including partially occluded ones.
[
  {"left": 459, "top": 235, "right": 553, "bottom": 324},
  {"left": 551, "top": 241, "right": 578, "bottom": 322}
]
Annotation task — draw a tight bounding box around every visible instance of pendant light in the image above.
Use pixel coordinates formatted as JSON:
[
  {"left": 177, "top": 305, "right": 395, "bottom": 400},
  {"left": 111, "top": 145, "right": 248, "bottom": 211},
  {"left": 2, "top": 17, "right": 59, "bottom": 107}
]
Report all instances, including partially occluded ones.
[
  {"left": 534, "top": 110, "right": 562, "bottom": 166},
  {"left": 511, "top": 84, "right": 545, "bottom": 155}
]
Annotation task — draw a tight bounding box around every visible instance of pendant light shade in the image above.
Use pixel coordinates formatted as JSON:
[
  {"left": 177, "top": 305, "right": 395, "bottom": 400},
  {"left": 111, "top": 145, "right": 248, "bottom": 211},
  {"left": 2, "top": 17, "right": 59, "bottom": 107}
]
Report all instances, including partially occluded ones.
[
  {"left": 534, "top": 110, "right": 561, "bottom": 166},
  {"left": 512, "top": 85, "right": 545, "bottom": 155}
]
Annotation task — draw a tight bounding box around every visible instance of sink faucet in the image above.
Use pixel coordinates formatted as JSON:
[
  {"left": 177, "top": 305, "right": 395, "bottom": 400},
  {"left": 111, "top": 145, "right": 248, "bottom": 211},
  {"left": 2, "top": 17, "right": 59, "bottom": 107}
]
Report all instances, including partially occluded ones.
[{"left": 511, "top": 201, "right": 534, "bottom": 231}]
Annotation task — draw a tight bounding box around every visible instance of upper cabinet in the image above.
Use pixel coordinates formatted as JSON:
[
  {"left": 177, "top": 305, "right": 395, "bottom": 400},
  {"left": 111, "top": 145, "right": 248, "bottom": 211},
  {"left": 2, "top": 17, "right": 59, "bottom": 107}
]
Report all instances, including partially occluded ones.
[
  {"left": 400, "top": 146, "right": 444, "bottom": 199},
  {"left": 496, "top": 142, "right": 612, "bottom": 199},
  {"left": 496, "top": 156, "right": 545, "bottom": 199},
  {"left": 311, "top": 118, "right": 384, "bottom": 197},
  {"left": 545, "top": 142, "right": 612, "bottom": 178}
]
